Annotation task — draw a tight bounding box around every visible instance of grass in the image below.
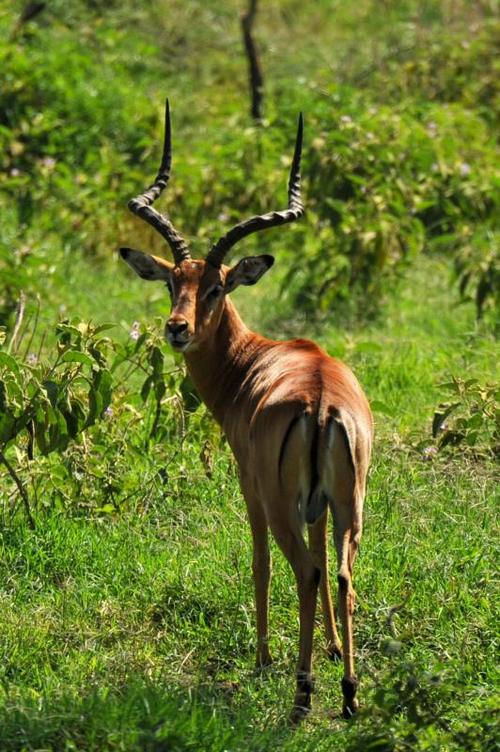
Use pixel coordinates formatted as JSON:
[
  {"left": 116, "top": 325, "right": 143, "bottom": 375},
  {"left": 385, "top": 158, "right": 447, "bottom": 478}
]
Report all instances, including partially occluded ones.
[{"left": 0, "top": 253, "right": 498, "bottom": 750}]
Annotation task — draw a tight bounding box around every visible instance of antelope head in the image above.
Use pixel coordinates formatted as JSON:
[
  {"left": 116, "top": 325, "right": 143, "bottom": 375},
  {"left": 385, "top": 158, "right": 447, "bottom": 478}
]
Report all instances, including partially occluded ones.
[{"left": 120, "top": 100, "right": 304, "bottom": 352}]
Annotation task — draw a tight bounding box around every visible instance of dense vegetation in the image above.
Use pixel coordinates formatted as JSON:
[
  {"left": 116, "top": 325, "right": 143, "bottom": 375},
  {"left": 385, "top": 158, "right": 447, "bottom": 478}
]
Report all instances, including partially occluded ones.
[{"left": 0, "top": 1, "right": 498, "bottom": 749}]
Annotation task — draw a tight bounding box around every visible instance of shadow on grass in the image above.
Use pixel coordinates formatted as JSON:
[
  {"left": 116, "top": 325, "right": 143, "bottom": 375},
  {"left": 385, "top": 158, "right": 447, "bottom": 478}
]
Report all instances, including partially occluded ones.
[
  {"left": 1, "top": 657, "right": 497, "bottom": 751},
  {"left": 0, "top": 677, "right": 295, "bottom": 752}
]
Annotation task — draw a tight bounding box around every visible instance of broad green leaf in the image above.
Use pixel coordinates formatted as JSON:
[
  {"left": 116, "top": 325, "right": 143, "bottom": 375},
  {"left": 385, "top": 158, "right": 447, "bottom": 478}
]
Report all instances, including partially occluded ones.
[
  {"left": 33, "top": 414, "right": 49, "bottom": 455},
  {"left": 0, "top": 413, "right": 15, "bottom": 445},
  {"left": 467, "top": 412, "right": 483, "bottom": 429},
  {"left": 42, "top": 380, "right": 58, "bottom": 407},
  {"left": 432, "top": 403, "right": 460, "bottom": 437},
  {"left": 96, "top": 369, "right": 112, "bottom": 409},
  {"left": 141, "top": 376, "right": 153, "bottom": 402},
  {"left": 61, "top": 351, "right": 94, "bottom": 367},
  {"left": 93, "top": 323, "right": 115, "bottom": 334},
  {"left": 0, "top": 352, "right": 20, "bottom": 375}
]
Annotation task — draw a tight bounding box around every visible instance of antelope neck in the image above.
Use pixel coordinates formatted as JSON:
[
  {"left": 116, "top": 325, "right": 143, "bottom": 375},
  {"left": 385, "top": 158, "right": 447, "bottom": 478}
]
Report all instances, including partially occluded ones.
[{"left": 184, "top": 298, "right": 266, "bottom": 427}]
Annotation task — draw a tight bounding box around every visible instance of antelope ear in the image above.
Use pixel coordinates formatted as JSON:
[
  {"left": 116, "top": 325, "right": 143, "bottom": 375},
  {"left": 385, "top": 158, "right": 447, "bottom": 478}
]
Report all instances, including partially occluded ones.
[
  {"left": 224, "top": 255, "right": 274, "bottom": 294},
  {"left": 119, "top": 247, "right": 174, "bottom": 281}
]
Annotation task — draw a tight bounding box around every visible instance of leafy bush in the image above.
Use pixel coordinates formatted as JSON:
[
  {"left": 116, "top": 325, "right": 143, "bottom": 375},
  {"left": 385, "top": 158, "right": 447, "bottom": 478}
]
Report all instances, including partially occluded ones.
[
  {"left": 0, "top": 320, "right": 113, "bottom": 526},
  {"left": 430, "top": 376, "right": 499, "bottom": 458},
  {"left": 0, "top": 317, "right": 207, "bottom": 525},
  {"left": 346, "top": 654, "right": 499, "bottom": 752},
  {"left": 281, "top": 99, "right": 499, "bottom": 314},
  {"left": 0, "top": 13, "right": 161, "bottom": 258},
  {"left": 453, "top": 222, "right": 499, "bottom": 323},
  {"left": 366, "top": 19, "right": 500, "bottom": 123},
  {"left": 0, "top": 209, "right": 57, "bottom": 326}
]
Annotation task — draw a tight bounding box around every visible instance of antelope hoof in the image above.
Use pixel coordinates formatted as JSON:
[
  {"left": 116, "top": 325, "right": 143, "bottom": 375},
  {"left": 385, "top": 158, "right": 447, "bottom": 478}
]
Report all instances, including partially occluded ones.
[
  {"left": 290, "top": 672, "right": 314, "bottom": 725},
  {"left": 289, "top": 701, "right": 311, "bottom": 726},
  {"left": 341, "top": 676, "right": 359, "bottom": 719},
  {"left": 342, "top": 698, "right": 359, "bottom": 719},
  {"left": 326, "top": 642, "right": 343, "bottom": 663},
  {"left": 255, "top": 652, "right": 273, "bottom": 670}
]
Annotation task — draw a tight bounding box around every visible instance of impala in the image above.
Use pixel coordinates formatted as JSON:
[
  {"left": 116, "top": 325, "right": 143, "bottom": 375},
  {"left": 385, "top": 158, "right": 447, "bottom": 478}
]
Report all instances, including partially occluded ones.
[{"left": 120, "top": 100, "right": 373, "bottom": 722}]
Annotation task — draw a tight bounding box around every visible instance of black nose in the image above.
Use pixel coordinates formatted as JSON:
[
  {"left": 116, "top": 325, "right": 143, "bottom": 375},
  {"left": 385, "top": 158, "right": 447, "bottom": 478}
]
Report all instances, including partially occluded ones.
[{"left": 167, "top": 319, "right": 188, "bottom": 336}]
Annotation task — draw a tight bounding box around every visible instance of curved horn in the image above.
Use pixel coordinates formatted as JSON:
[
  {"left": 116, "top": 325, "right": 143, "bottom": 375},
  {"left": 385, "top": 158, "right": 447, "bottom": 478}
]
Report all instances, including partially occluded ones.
[
  {"left": 128, "top": 99, "right": 190, "bottom": 264},
  {"left": 206, "top": 113, "right": 304, "bottom": 268}
]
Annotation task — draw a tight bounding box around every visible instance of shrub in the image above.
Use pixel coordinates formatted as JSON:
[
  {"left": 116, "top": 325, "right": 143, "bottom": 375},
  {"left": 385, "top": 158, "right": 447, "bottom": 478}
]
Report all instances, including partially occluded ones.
[
  {"left": 284, "top": 100, "right": 499, "bottom": 314},
  {"left": 367, "top": 19, "right": 500, "bottom": 123},
  {"left": 0, "top": 317, "right": 206, "bottom": 524},
  {"left": 453, "top": 222, "right": 499, "bottom": 323},
  {"left": 430, "top": 376, "right": 499, "bottom": 458},
  {"left": 346, "top": 653, "right": 499, "bottom": 752}
]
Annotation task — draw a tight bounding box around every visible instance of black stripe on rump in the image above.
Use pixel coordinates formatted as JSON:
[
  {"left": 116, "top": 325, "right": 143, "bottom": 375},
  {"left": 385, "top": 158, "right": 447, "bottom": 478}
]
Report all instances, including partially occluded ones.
[
  {"left": 305, "top": 421, "right": 328, "bottom": 525},
  {"left": 307, "top": 422, "right": 319, "bottom": 506}
]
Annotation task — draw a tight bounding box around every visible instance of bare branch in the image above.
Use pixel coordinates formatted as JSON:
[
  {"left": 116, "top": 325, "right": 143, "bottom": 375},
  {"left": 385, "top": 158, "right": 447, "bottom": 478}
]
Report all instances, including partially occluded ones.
[
  {"left": 0, "top": 450, "right": 35, "bottom": 529},
  {"left": 10, "top": 2, "right": 46, "bottom": 40},
  {"left": 8, "top": 292, "right": 26, "bottom": 354},
  {"left": 241, "top": 0, "right": 264, "bottom": 121}
]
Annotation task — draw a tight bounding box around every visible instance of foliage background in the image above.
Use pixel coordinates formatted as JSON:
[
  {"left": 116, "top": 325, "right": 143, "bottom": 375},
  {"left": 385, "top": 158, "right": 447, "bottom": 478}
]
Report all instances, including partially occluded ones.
[{"left": 0, "top": 1, "right": 498, "bottom": 749}]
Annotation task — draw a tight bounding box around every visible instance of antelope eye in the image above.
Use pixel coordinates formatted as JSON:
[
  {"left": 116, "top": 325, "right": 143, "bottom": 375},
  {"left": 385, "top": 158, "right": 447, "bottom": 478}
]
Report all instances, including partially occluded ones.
[{"left": 206, "top": 285, "right": 223, "bottom": 300}]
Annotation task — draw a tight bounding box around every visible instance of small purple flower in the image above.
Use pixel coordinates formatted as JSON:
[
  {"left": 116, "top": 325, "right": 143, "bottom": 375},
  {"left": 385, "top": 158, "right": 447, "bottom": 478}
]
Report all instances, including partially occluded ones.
[
  {"left": 104, "top": 406, "right": 113, "bottom": 419},
  {"left": 26, "top": 353, "right": 38, "bottom": 366},
  {"left": 42, "top": 157, "right": 56, "bottom": 169},
  {"left": 10, "top": 168, "right": 20, "bottom": 177},
  {"left": 422, "top": 446, "right": 438, "bottom": 461},
  {"left": 459, "top": 162, "right": 471, "bottom": 177},
  {"left": 340, "top": 115, "right": 353, "bottom": 125},
  {"left": 130, "top": 321, "right": 140, "bottom": 341}
]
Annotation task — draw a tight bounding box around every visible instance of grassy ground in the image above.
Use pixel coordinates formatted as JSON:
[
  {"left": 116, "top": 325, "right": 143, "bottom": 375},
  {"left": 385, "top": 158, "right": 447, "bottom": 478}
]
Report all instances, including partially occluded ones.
[{"left": 0, "top": 254, "right": 497, "bottom": 750}]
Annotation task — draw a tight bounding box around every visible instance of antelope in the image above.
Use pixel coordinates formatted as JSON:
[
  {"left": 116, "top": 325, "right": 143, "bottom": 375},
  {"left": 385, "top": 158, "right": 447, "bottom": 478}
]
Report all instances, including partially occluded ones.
[{"left": 120, "top": 100, "right": 373, "bottom": 722}]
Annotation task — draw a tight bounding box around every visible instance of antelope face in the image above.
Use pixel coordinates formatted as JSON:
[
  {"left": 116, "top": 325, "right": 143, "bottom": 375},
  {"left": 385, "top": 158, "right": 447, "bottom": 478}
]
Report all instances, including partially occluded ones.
[{"left": 120, "top": 249, "right": 274, "bottom": 353}]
